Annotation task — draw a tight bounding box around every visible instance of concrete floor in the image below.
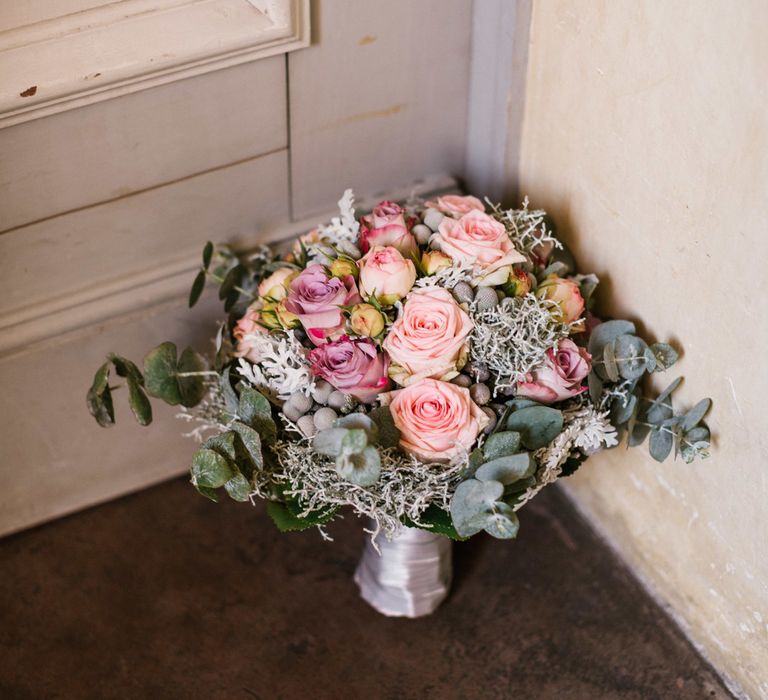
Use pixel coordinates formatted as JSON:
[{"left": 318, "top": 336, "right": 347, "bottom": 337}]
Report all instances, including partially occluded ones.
[{"left": 0, "top": 478, "right": 732, "bottom": 700}]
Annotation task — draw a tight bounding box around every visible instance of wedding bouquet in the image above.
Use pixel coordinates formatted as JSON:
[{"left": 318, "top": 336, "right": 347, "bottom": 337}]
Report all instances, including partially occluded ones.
[{"left": 87, "top": 191, "right": 712, "bottom": 542}]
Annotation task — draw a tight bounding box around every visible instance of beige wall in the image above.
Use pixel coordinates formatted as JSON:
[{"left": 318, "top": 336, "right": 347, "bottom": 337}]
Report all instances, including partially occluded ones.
[
  {"left": 0, "top": 0, "right": 472, "bottom": 536},
  {"left": 516, "top": 1, "right": 767, "bottom": 696}
]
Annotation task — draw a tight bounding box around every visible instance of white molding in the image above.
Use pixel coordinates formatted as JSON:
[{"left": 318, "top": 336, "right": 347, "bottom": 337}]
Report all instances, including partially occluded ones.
[
  {"left": 0, "top": 0, "right": 310, "bottom": 128},
  {"left": 464, "top": 0, "right": 532, "bottom": 204},
  {"left": 0, "top": 175, "right": 458, "bottom": 360}
]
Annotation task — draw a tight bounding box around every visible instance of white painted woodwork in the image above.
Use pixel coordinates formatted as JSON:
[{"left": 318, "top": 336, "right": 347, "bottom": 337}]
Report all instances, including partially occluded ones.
[
  {"left": 0, "top": 0, "right": 309, "bottom": 127},
  {"left": 0, "top": 57, "right": 287, "bottom": 232},
  {"left": 288, "top": 0, "right": 472, "bottom": 219},
  {"left": 0, "top": 151, "right": 290, "bottom": 355},
  {"left": 0, "top": 1, "right": 117, "bottom": 32}
]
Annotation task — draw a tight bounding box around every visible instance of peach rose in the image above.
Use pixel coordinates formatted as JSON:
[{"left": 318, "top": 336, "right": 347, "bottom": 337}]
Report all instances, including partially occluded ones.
[
  {"left": 432, "top": 210, "right": 526, "bottom": 286},
  {"left": 233, "top": 304, "right": 267, "bottom": 362},
  {"left": 380, "top": 378, "right": 489, "bottom": 463},
  {"left": 258, "top": 267, "right": 298, "bottom": 301},
  {"left": 536, "top": 275, "right": 585, "bottom": 326},
  {"left": 383, "top": 287, "right": 473, "bottom": 386},
  {"left": 425, "top": 194, "right": 485, "bottom": 217},
  {"left": 358, "top": 246, "right": 416, "bottom": 305}
]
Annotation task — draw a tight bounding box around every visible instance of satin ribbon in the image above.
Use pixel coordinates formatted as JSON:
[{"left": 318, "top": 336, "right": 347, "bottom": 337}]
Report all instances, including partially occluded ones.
[{"left": 354, "top": 524, "right": 452, "bottom": 617}]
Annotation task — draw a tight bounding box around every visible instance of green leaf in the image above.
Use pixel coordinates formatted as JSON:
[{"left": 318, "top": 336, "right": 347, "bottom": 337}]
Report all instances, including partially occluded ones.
[
  {"left": 202, "top": 431, "right": 238, "bottom": 461},
  {"left": 86, "top": 385, "right": 115, "bottom": 427},
  {"left": 368, "top": 406, "right": 400, "bottom": 448},
  {"left": 649, "top": 428, "right": 674, "bottom": 462},
  {"left": 611, "top": 392, "right": 637, "bottom": 426},
  {"left": 238, "top": 387, "right": 276, "bottom": 443},
  {"left": 506, "top": 406, "right": 564, "bottom": 450},
  {"left": 191, "top": 448, "right": 235, "bottom": 488},
  {"left": 483, "top": 431, "right": 522, "bottom": 460},
  {"left": 224, "top": 472, "right": 251, "bottom": 502},
  {"left": 194, "top": 484, "right": 219, "bottom": 502},
  {"left": 126, "top": 376, "right": 152, "bottom": 426},
  {"left": 341, "top": 429, "right": 368, "bottom": 455},
  {"left": 681, "top": 398, "right": 711, "bottom": 432},
  {"left": 219, "top": 264, "right": 244, "bottom": 301},
  {"left": 335, "top": 446, "right": 381, "bottom": 486},
  {"left": 219, "top": 367, "right": 240, "bottom": 415},
  {"left": 202, "top": 241, "right": 214, "bottom": 270},
  {"left": 614, "top": 334, "right": 650, "bottom": 380},
  {"left": 143, "top": 342, "right": 182, "bottom": 405},
  {"left": 109, "top": 355, "right": 143, "bottom": 384},
  {"left": 406, "top": 505, "right": 467, "bottom": 541},
  {"left": 266, "top": 500, "right": 332, "bottom": 532},
  {"left": 450, "top": 479, "right": 505, "bottom": 538},
  {"left": 91, "top": 361, "right": 111, "bottom": 395},
  {"left": 651, "top": 342, "right": 679, "bottom": 371},
  {"left": 475, "top": 453, "right": 534, "bottom": 485},
  {"left": 602, "top": 342, "right": 620, "bottom": 382},
  {"left": 188, "top": 270, "right": 206, "bottom": 308},
  {"left": 230, "top": 421, "right": 263, "bottom": 474},
  {"left": 285, "top": 498, "right": 337, "bottom": 527},
  {"left": 177, "top": 347, "right": 207, "bottom": 407},
  {"left": 588, "top": 319, "right": 636, "bottom": 358},
  {"left": 483, "top": 505, "right": 520, "bottom": 540}
]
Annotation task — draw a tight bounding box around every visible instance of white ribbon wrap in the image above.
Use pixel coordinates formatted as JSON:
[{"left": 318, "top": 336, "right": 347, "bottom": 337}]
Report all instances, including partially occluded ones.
[{"left": 354, "top": 524, "right": 453, "bottom": 617}]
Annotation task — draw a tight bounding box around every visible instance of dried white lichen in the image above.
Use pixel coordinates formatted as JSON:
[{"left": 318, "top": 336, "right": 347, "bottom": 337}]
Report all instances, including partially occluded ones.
[
  {"left": 488, "top": 196, "right": 562, "bottom": 257},
  {"left": 236, "top": 330, "right": 315, "bottom": 401},
  {"left": 256, "top": 441, "right": 467, "bottom": 539},
  {"left": 469, "top": 293, "right": 571, "bottom": 394},
  {"left": 413, "top": 257, "right": 474, "bottom": 290}
]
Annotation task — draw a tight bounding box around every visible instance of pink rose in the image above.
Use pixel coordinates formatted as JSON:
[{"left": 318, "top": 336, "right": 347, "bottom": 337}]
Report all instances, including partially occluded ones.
[
  {"left": 358, "top": 246, "right": 416, "bottom": 305},
  {"left": 283, "top": 264, "right": 361, "bottom": 344},
  {"left": 233, "top": 305, "right": 267, "bottom": 362},
  {"left": 516, "top": 340, "right": 592, "bottom": 403},
  {"left": 381, "top": 379, "right": 489, "bottom": 463},
  {"left": 536, "top": 275, "right": 585, "bottom": 326},
  {"left": 425, "top": 194, "right": 485, "bottom": 217},
  {"left": 308, "top": 337, "right": 389, "bottom": 403},
  {"left": 432, "top": 210, "right": 526, "bottom": 286},
  {"left": 258, "top": 267, "right": 298, "bottom": 301},
  {"left": 359, "top": 201, "right": 418, "bottom": 256},
  {"left": 383, "top": 287, "right": 473, "bottom": 386}
]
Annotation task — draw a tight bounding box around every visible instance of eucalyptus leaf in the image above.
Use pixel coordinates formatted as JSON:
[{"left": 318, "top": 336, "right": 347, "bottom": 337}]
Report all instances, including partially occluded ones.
[
  {"left": 202, "top": 240, "right": 214, "bottom": 270},
  {"left": 336, "top": 413, "right": 378, "bottom": 443},
  {"left": 127, "top": 376, "right": 152, "bottom": 426},
  {"left": 143, "top": 342, "right": 181, "bottom": 405},
  {"left": 475, "top": 453, "right": 534, "bottom": 485},
  {"left": 194, "top": 484, "right": 219, "bottom": 502},
  {"left": 109, "top": 355, "right": 143, "bottom": 384},
  {"left": 230, "top": 421, "right": 263, "bottom": 473},
  {"left": 188, "top": 270, "right": 206, "bottom": 308},
  {"left": 483, "top": 506, "right": 520, "bottom": 540},
  {"left": 90, "top": 361, "right": 111, "bottom": 396},
  {"left": 506, "top": 406, "right": 564, "bottom": 450},
  {"left": 86, "top": 385, "right": 115, "bottom": 427},
  {"left": 602, "top": 342, "right": 620, "bottom": 382},
  {"left": 647, "top": 396, "right": 673, "bottom": 426},
  {"left": 406, "top": 505, "right": 466, "bottom": 541},
  {"left": 649, "top": 427, "right": 674, "bottom": 462},
  {"left": 610, "top": 392, "right": 637, "bottom": 426},
  {"left": 224, "top": 472, "right": 251, "bottom": 502},
  {"left": 651, "top": 342, "right": 679, "bottom": 371},
  {"left": 450, "top": 479, "right": 505, "bottom": 538},
  {"left": 177, "top": 347, "right": 207, "bottom": 407},
  {"left": 238, "top": 387, "right": 276, "bottom": 443},
  {"left": 341, "top": 429, "right": 368, "bottom": 455},
  {"left": 219, "top": 367, "right": 240, "bottom": 416},
  {"left": 588, "top": 319, "right": 636, "bottom": 357},
  {"left": 313, "top": 428, "right": 347, "bottom": 457},
  {"left": 681, "top": 398, "right": 711, "bottom": 432},
  {"left": 483, "top": 431, "right": 522, "bottom": 461},
  {"left": 191, "top": 448, "right": 235, "bottom": 488},
  {"left": 614, "top": 334, "right": 649, "bottom": 380},
  {"left": 588, "top": 371, "right": 604, "bottom": 403},
  {"left": 335, "top": 446, "right": 381, "bottom": 486},
  {"left": 203, "top": 430, "right": 237, "bottom": 462},
  {"left": 219, "top": 264, "right": 244, "bottom": 301}
]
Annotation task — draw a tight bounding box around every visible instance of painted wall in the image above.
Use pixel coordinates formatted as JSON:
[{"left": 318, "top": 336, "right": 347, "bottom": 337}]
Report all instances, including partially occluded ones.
[
  {"left": 515, "top": 2, "right": 768, "bottom": 696},
  {"left": 0, "top": 0, "right": 471, "bottom": 536}
]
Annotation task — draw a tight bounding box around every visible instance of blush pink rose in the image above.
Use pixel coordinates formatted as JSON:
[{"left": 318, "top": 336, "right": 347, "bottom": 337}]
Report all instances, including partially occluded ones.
[
  {"left": 358, "top": 246, "right": 416, "bottom": 305},
  {"left": 233, "top": 305, "right": 267, "bottom": 362},
  {"left": 283, "top": 264, "right": 361, "bottom": 344},
  {"left": 536, "top": 275, "right": 585, "bottom": 326},
  {"left": 516, "top": 340, "right": 592, "bottom": 403},
  {"left": 258, "top": 267, "right": 298, "bottom": 301},
  {"left": 308, "top": 337, "right": 389, "bottom": 403},
  {"left": 383, "top": 287, "right": 473, "bottom": 386},
  {"left": 432, "top": 210, "right": 526, "bottom": 286},
  {"left": 380, "top": 379, "right": 489, "bottom": 463},
  {"left": 425, "top": 194, "right": 485, "bottom": 217},
  {"left": 359, "top": 201, "right": 417, "bottom": 256}
]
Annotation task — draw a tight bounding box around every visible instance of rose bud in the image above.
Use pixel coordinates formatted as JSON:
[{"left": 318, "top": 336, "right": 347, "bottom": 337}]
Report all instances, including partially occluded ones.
[
  {"left": 349, "top": 303, "right": 385, "bottom": 338},
  {"left": 358, "top": 246, "right": 416, "bottom": 306},
  {"left": 258, "top": 267, "right": 298, "bottom": 301},
  {"left": 536, "top": 274, "right": 585, "bottom": 326},
  {"left": 505, "top": 267, "right": 532, "bottom": 297},
  {"left": 421, "top": 250, "right": 453, "bottom": 275},
  {"left": 329, "top": 257, "right": 359, "bottom": 280}
]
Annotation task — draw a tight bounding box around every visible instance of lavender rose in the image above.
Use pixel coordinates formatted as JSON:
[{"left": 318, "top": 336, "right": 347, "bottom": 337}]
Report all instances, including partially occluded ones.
[
  {"left": 283, "top": 264, "right": 361, "bottom": 344},
  {"left": 359, "top": 201, "right": 417, "bottom": 256},
  {"left": 516, "top": 340, "right": 592, "bottom": 403},
  {"left": 308, "top": 337, "right": 390, "bottom": 403}
]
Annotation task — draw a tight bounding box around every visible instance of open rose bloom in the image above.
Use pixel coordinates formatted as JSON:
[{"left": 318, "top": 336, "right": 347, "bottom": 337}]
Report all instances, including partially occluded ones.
[{"left": 90, "top": 188, "right": 711, "bottom": 549}]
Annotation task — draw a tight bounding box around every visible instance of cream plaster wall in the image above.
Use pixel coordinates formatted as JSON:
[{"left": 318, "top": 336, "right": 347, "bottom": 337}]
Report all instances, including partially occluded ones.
[{"left": 515, "top": 2, "right": 768, "bottom": 696}]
